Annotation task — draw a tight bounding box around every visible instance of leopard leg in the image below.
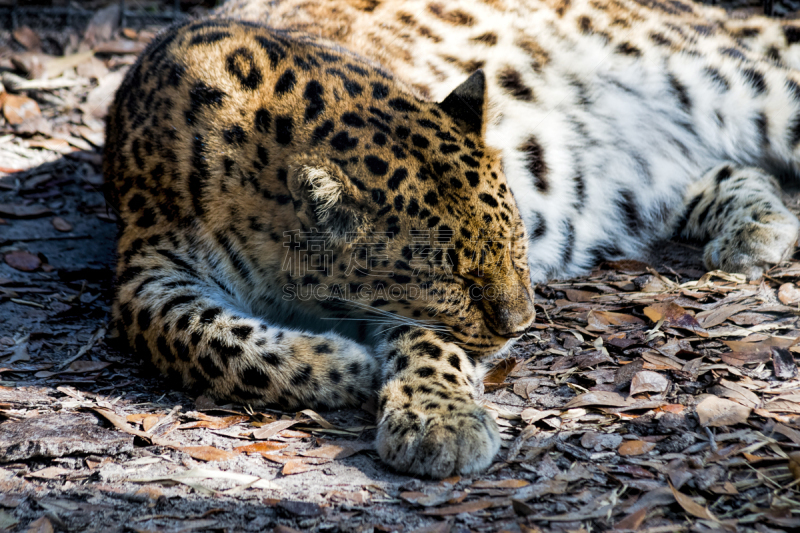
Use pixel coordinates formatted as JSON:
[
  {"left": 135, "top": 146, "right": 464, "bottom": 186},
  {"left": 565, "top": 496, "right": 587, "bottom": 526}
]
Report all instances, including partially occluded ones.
[
  {"left": 374, "top": 326, "right": 500, "bottom": 478},
  {"left": 116, "top": 251, "right": 380, "bottom": 409},
  {"left": 676, "top": 163, "right": 799, "bottom": 280}
]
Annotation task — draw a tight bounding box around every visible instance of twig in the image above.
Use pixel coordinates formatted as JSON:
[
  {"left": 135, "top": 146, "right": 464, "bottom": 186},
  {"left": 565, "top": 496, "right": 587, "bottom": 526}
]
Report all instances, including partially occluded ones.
[
  {"left": 146, "top": 405, "right": 182, "bottom": 435},
  {"left": 536, "top": 303, "right": 554, "bottom": 325},
  {"left": 704, "top": 426, "right": 718, "bottom": 453},
  {"left": 57, "top": 327, "right": 106, "bottom": 369},
  {"left": 1, "top": 72, "right": 83, "bottom": 91},
  {"left": 9, "top": 298, "right": 45, "bottom": 308}
]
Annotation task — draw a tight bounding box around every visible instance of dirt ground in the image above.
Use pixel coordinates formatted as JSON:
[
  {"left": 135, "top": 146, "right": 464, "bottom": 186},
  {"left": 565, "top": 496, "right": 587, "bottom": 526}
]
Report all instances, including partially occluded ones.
[{"left": 1, "top": 2, "right": 800, "bottom": 533}]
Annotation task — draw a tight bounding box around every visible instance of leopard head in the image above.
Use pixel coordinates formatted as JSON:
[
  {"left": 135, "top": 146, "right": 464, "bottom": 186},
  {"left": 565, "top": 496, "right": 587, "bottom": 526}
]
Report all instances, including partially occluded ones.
[{"left": 287, "top": 70, "right": 535, "bottom": 356}]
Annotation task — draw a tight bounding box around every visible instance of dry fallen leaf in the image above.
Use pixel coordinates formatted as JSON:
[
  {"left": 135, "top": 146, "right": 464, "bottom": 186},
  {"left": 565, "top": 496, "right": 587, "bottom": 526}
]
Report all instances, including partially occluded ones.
[
  {"left": 778, "top": 283, "right": 800, "bottom": 305},
  {"left": 279, "top": 429, "right": 312, "bottom": 438},
  {"left": 43, "top": 50, "right": 95, "bottom": 79},
  {"left": 276, "top": 500, "right": 323, "bottom": 517},
  {"left": 614, "top": 508, "right": 647, "bottom": 530},
  {"left": 178, "top": 446, "right": 239, "bottom": 462},
  {"left": 142, "top": 415, "right": 160, "bottom": 432},
  {"left": 0, "top": 204, "right": 53, "bottom": 219},
  {"left": 763, "top": 398, "right": 800, "bottom": 414},
  {"left": 586, "top": 310, "right": 644, "bottom": 331},
  {"left": 772, "top": 424, "right": 800, "bottom": 446},
  {"left": 400, "top": 489, "right": 457, "bottom": 507},
  {"left": 24, "top": 516, "right": 53, "bottom": 533},
  {"left": 300, "top": 441, "right": 373, "bottom": 460},
  {"left": 643, "top": 302, "right": 708, "bottom": 337},
  {"left": 273, "top": 527, "right": 304, "bottom": 533},
  {"left": 720, "top": 350, "right": 772, "bottom": 367},
  {"left": 297, "top": 409, "right": 337, "bottom": 429},
  {"left": 603, "top": 259, "right": 651, "bottom": 274},
  {"left": 92, "top": 407, "right": 177, "bottom": 447},
  {"left": 723, "top": 336, "right": 798, "bottom": 355},
  {"left": 51, "top": 217, "right": 73, "bottom": 232},
  {"left": 563, "top": 391, "right": 629, "bottom": 409},
  {"left": 618, "top": 440, "right": 656, "bottom": 456},
  {"left": 695, "top": 395, "right": 751, "bottom": 427},
  {"left": 565, "top": 289, "right": 597, "bottom": 302},
  {"left": 484, "top": 357, "right": 517, "bottom": 390},
  {"left": 669, "top": 482, "right": 719, "bottom": 522},
  {"left": 512, "top": 499, "right": 536, "bottom": 516},
  {"left": 69, "top": 361, "right": 111, "bottom": 373},
  {"left": 126, "top": 413, "right": 160, "bottom": 424},
  {"left": 521, "top": 408, "right": 561, "bottom": 424},
  {"left": 695, "top": 303, "right": 749, "bottom": 329},
  {"left": 3, "top": 94, "right": 41, "bottom": 125},
  {"left": 8, "top": 52, "right": 48, "bottom": 79},
  {"left": 93, "top": 39, "right": 147, "bottom": 55},
  {"left": 252, "top": 419, "right": 298, "bottom": 439},
  {"left": 27, "top": 466, "right": 71, "bottom": 479},
  {"left": 84, "top": 70, "right": 126, "bottom": 119},
  {"left": 179, "top": 413, "right": 249, "bottom": 430},
  {"left": 471, "top": 479, "right": 529, "bottom": 489},
  {"left": 711, "top": 379, "right": 760, "bottom": 409},
  {"left": 657, "top": 404, "right": 686, "bottom": 414},
  {"left": 513, "top": 377, "right": 540, "bottom": 399},
  {"left": 629, "top": 370, "right": 668, "bottom": 395},
  {"left": 282, "top": 459, "right": 323, "bottom": 475},
  {"left": 420, "top": 499, "right": 493, "bottom": 516},
  {"left": 234, "top": 441, "right": 288, "bottom": 455},
  {"left": 513, "top": 480, "right": 569, "bottom": 501},
  {"left": 550, "top": 349, "right": 613, "bottom": 371},
  {"left": 0, "top": 495, "right": 24, "bottom": 508},
  {"left": 514, "top": 504, "right": 615, "bottom": 522},
  {"left": 789, "top": 451, "right": 800, "bottom": 481},
  {"left": 614, "top": 358, "right": 644, "bottom": 389},
  {"left": 580, "top": 431, "right": 623, "bottom": 451},
  {"left": 26, "top": 138, "right": 72, "bottom": 153},
  {"left": 4, "top": 250, "right": 41, "bottom": 272},
  {"left": 710, "top": 482, "right": 738, "bottom": 495},
  {"left": 13, "top": 26, "right": 41, "bottom": 51},
  {"left": 76, "top": 125, "right": 105, "bottom": 147}
]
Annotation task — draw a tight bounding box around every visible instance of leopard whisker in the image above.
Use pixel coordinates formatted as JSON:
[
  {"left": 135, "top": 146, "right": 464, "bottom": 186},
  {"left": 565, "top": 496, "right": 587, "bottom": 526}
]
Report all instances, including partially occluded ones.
[{"left": 328, "top": 297, "right": 448, "bottom": 331}]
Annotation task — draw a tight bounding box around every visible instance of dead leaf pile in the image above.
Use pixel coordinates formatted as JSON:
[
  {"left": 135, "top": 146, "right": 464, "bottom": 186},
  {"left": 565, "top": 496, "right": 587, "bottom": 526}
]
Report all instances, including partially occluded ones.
[{"left": 476, "top": 259, "right": 800, "bottom": 530}]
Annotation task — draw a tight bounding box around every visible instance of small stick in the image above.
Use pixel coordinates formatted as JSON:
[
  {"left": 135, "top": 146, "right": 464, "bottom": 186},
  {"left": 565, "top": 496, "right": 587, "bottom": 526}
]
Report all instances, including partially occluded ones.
[
  {"left": 146, "top": 405, "right": 182, "bottom": 435},
  {"left": 58, "top": 327, "right": 106, "bottom": 369}
]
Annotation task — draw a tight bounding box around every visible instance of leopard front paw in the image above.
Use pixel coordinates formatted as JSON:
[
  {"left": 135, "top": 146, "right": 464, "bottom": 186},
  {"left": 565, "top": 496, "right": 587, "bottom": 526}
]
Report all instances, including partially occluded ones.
[
  {"left": 704, "top": 212, "right": 799, "bottom": 280},
  {"left": 375, "top": 395, "right": 500, "bottom": 478}
]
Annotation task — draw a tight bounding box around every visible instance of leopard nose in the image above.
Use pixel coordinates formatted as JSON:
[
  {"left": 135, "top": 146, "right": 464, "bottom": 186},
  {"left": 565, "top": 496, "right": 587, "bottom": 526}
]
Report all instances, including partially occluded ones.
[
  {"left": 478, "top": 270, "right": 536, "bottom": 338},
  {"left": 491, "top": 306, "right": 535, "bottom": 337}
]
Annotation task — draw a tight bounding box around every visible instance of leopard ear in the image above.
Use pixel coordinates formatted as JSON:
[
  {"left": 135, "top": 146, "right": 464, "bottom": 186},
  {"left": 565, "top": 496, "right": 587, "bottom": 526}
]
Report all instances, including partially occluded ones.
[
  {"left": 287, "top": 155, "right": 368, "bottom": 243},
  {"left": 438, "top": 69, "right": 486, "bottom": 136}
]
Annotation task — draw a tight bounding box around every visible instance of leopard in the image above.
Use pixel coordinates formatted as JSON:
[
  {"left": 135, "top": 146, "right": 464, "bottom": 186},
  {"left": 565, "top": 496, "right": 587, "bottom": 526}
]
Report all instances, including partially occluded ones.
[
  {"left": 107, "top": 0, "right": 800, "bottom": 477},
  {"left": 105, "top": 18, "right": 535, "bottom": 478}
]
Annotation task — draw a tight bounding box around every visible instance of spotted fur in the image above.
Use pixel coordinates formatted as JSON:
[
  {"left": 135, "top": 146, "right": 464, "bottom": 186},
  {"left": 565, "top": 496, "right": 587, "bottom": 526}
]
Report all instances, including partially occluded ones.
[
  {"left": 105, "top": 19, "right": 536, "bottom": 477},
  {"left": 217, "top": 0, "right": 800, "bottom": 282}
]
